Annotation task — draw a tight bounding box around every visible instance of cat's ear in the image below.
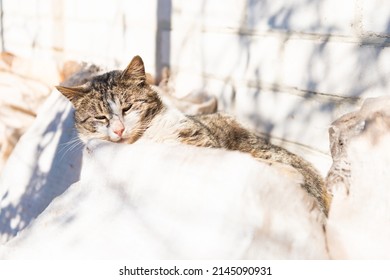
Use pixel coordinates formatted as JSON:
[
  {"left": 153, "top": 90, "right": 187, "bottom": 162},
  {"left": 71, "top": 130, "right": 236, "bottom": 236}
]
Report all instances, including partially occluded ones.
[
  {"left": 56, "top": 85, "right": 86, "bottom": 103},
  {"left": 121, "top": 55, "right": 146, "bottom": 85}
]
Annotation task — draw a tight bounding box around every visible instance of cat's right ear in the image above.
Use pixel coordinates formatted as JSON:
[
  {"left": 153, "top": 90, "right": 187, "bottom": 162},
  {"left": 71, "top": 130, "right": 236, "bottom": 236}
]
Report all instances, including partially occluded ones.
[
  {"left": 120, "top": 55, "right": 146, "bottom": 85},
  {"left": 56, "top": 85, "right": 85, "bottom": 104}
]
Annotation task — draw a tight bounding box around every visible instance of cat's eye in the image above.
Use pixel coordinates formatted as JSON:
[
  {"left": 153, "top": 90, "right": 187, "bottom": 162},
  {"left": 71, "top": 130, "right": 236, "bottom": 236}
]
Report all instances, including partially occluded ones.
[
  {"left": 122, "top": 104, "right": 133, "bottom": 114},
  {"left": 94, "top": 115, "right": 108, "bottom": 121}
]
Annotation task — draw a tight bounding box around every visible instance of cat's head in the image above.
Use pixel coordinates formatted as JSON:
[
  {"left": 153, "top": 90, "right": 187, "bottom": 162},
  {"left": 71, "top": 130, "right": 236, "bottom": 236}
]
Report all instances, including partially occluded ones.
[{"left": 57, "top": 56, "right": 163, "bottom": 143}]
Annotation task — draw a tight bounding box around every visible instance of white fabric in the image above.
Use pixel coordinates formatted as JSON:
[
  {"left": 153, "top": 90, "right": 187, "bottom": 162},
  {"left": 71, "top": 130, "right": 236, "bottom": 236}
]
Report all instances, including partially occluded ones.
[
  {"left": 0, "top": 92, "right": 327, "bottom": 259},
  {"left": 0, "top": 91, "right": 81, "bottom": 243}
]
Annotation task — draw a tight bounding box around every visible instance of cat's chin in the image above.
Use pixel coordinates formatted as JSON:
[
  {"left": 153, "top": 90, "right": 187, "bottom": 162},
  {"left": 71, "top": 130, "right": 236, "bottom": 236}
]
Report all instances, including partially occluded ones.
[
  {"left": 108, "top": 135, "right": 126, "bottom": 143},
  {"left": 88, "top": 136, "right": 129, "bottom": 144},
  {"left": 84, "top": 137, "right": 128, "bottom": 154},
  {"left": 116, "top": 137, "right": 131, "bottom": 144}
]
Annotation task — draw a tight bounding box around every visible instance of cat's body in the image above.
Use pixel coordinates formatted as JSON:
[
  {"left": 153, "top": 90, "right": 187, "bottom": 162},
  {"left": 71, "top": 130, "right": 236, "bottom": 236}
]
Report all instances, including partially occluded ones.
[{"left": 57, "top": 56, "right": 330, "bottom": 214}]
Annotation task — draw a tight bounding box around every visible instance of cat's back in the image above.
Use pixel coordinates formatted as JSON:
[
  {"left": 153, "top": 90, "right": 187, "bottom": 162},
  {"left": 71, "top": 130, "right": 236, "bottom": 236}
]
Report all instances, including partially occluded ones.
[{"left": 184, "top": 112, "right": 256, "bottom": 150}]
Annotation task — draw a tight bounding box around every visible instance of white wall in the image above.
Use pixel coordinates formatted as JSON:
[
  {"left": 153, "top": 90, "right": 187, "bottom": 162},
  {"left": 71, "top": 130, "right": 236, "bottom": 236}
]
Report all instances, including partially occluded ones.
[
  {"left": 0, "top": 0, "right": 159, "bottom": 70},
  {"left": 1, "top": 0, "right": 389, "bottom": 158}
]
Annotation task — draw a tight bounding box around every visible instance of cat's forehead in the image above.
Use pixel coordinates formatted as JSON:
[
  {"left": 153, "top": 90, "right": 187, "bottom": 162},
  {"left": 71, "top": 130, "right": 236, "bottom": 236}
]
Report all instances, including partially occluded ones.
[
  {"left": 86, "top": 70, "right": 131, "bottom": 100},
  {"left": 90, "top": 70, "right": 121, "bottom": 90}
]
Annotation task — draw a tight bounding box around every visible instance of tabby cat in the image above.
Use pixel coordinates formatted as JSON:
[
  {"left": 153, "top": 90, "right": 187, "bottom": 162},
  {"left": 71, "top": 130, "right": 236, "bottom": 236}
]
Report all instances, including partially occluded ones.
[{"left": 57, "top": 56, "right": 331, "bottom": 215}]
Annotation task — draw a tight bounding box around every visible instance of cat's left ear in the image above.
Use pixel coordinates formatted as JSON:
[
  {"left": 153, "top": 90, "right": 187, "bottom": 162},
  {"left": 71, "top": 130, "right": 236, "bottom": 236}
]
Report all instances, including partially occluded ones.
[
  {"left": 56, "top": 85, "right": 86, "bottom": 104},
  {"left": 121, "top": 55, "right": 146, "bottom": 85}
]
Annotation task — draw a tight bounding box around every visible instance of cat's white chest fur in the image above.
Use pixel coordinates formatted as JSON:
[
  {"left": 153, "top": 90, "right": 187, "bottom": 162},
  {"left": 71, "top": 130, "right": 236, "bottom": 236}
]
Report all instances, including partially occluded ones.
[{"left": 142, "top": 107, "right": 186, "bottom": 143}]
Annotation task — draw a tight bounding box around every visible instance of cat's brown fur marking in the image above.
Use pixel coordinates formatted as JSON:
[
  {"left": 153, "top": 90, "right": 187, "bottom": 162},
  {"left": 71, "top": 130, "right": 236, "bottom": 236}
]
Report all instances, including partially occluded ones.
[{"left": 57, "top": 56, "right": 331, "bottom": 215}]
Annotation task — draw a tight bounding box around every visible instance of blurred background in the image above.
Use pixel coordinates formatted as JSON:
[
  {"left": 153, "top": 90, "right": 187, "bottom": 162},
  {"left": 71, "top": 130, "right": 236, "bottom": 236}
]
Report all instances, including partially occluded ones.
[{"left": 0, "top": 0, "right": 389, "bottom": 172}]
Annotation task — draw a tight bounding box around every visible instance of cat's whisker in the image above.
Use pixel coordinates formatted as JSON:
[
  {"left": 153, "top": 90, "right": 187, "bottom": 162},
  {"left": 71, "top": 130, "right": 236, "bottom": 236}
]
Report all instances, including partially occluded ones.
[
  {"left": 58, "top": 138, "right": 84, "bottom": 161},
  {"left": 58, "top": 137, "right": 82, "bottom": 154},
  {"left": 60, "top": 142, "right": 78, "bottom": 157},
  {"left": 59, "top": 137, "right": 81, "bottom": 148}
]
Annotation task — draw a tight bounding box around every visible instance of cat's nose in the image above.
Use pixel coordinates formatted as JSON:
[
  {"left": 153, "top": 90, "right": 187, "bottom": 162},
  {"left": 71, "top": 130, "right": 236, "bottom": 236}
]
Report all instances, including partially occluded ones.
[{"left": 114, "top": 127, "right": 125, "bottom": 137}]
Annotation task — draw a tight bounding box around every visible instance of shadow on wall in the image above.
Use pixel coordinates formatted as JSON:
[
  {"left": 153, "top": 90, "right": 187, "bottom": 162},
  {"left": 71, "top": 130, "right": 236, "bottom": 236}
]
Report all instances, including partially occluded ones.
[
  {"left": 174, "top": 0, "right": 390, "bottom": 152},
  {"left": 0, "top": 103, "right": 83, "bottom": 241}
]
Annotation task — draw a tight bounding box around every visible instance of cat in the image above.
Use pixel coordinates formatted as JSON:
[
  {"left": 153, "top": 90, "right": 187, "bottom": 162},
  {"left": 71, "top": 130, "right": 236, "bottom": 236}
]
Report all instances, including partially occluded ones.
[{"left": 57, "top": 55, "right": 331, "bottom": 215}]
